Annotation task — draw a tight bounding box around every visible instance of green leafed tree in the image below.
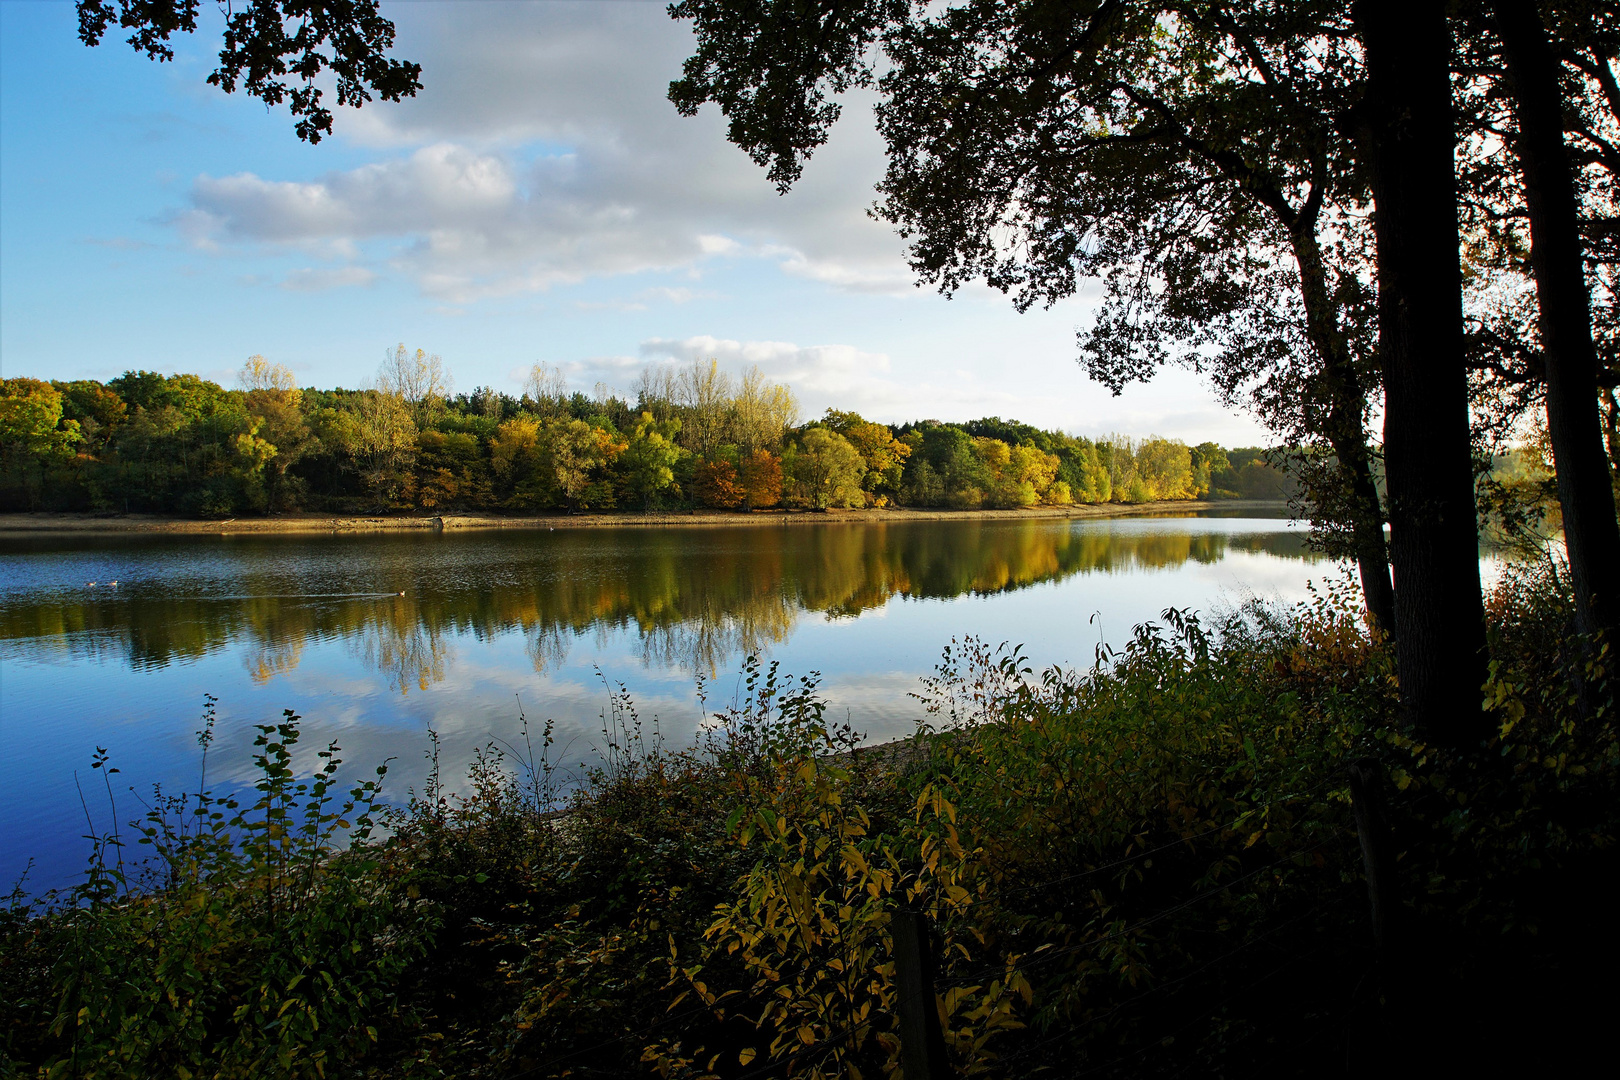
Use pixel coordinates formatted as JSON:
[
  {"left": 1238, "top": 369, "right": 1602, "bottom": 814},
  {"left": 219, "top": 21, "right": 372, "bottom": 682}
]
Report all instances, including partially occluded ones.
[
  {"left": 0, "top": 378, "right": 82, "bottom": 509},
  {"left": 785, "top": 427, "right": 865, "bottom": 510},
  {"left": 621, "top": 412, "right": 687, "bottom": 509},
  {"left": 823, "top": 409, "right": 910, "bottom": 505}
]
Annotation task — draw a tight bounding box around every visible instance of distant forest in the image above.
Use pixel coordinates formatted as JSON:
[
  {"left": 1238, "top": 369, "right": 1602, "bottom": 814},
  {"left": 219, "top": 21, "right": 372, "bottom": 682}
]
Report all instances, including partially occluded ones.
[{"left": 0, "top": 350, "right": 1295, "bottom": 517}]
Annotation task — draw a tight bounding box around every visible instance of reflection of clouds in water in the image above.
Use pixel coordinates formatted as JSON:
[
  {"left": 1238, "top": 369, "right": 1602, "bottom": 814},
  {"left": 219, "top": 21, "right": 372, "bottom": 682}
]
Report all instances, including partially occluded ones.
[
  {"left": 254, "top": 645, "right": 712, "bottom": 803},
  {"left": 200, "top": 697, "right": 379, "bottom": 791},
  {"left": 410, "top": 674, "right": 702, "bottom": 800},
  {"left": 1197, "top": 551, "right": 1347, "bottom": 608},
  {"left": 812, "top": 669, "right": 925, "bottom": 741}
]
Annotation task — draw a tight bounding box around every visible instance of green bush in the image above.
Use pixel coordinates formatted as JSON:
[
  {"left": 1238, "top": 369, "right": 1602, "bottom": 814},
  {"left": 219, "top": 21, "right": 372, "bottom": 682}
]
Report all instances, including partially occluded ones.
[{"left": 4, "top": 706, "right": 433, "bottom": 1079}]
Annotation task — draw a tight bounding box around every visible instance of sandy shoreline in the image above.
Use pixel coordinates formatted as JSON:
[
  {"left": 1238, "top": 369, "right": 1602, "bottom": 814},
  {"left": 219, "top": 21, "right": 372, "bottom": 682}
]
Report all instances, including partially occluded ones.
[{"left": 0, "top": 500, "right": 1288, "bottom": 537}]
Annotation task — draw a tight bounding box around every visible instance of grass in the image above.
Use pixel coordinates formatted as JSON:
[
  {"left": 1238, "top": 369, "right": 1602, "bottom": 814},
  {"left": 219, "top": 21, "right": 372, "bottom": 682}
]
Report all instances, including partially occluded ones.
[{"left": 2, "top": 564, "right": 1615, "bottom": 1078}]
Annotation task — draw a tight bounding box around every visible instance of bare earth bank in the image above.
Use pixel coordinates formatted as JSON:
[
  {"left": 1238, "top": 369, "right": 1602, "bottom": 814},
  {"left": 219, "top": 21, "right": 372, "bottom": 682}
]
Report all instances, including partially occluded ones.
[{"left": 0, "top": 501, "right": 1290, "bottom": 537}]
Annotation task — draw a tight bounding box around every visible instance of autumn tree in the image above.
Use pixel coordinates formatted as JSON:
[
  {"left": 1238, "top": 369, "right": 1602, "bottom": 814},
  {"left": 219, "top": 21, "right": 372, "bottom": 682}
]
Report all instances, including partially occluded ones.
[
  {"left": 379, "top": 345, "right": 452, "bottom": 427},
  {"left": 1190, "top": 442, "right": 1230, "bottom": 498},
  {"left": 490, "top": 416, "right": 546, "bottom": 508},
  {"left": 238, "top": 355, "right": 314, "bottom": 511},
  {"left": 737, "top": 449, "right": 784, "bottom": 510},
  {"left": 692, "top": 456, "right": 744, "bottom": 509},
  {"left": 676, "top": 359, "right": 735, "bottom": 460},
  {"left": 972, "top": 437, "right": 1060, "bottom": 508},
  {"left": 1062, "top": 441, "right": 1112, "bottom": 504},
  {"left": 823, "top": 409, "right": 910, "bottom": 506},
  {"left": 785, "top": 427, "right": 866, "bottom": 510},
  {"left": 0, "top": 379, "right": 81, "bottom": 509},
  {"left": 415, "top": 430, "right": 486, "bottom": 509},
  {"left": 542, "top": 419, "right": 626, "bottom": 510},
  {"left": 1134, "top": 440, "right": 1199, "bottom": 501},
  {"left": 523, "top": 363, "right": 571, "bottom": 419},
  {"left": 732, "top": 365, "right": 799, "bottom": 454},
  {"left": 54, "top": 380, "right": 127, "bottom": 454},
  {"left": 349, "top": 387, "right": 417, "bottom": 509}
]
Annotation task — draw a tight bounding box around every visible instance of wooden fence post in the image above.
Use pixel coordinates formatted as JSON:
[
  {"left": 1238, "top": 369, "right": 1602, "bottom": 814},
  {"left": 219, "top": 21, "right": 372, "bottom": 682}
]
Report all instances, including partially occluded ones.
[
  {"left": 1347, "top": 757, "right": 1401, "bottom": 967},
  {"left": 892, "top": 910, "right": 950, "bottom": 1080}
]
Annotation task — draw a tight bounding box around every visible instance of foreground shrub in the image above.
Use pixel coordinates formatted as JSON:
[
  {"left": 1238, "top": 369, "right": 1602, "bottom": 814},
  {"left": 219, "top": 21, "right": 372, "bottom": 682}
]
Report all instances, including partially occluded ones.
[{"left": 3, "top": 705, "right": 432, "bottom": 1079}]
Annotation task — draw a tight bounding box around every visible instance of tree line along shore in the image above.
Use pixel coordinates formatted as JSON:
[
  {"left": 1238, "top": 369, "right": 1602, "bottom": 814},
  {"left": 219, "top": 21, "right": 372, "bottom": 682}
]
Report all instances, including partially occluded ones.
[
  {"left": 0, "top": 352, "right": 1296, "bottom": 520},
  {"left": 0, "top": 500, "right": 1270, "bottom": 536}
]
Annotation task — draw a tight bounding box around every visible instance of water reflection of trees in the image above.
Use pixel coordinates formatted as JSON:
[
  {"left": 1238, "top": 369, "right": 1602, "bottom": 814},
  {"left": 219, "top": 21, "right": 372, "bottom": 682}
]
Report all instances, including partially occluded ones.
[
  {"left": 351, "top": 602, "right": 453, "bottom": 694},
  {"left": 0, "top": 521, "right": 1319, "bottom": 684}
]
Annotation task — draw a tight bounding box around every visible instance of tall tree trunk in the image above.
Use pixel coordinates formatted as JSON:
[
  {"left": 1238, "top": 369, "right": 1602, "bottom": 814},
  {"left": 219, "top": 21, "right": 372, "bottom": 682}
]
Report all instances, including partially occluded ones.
[
  {"left": 1601, "top": 386, "right": 1620, "bottom": 470},
  {"left": 1351, "top": 0, "right": 1489, "bottom": 745},
  {"left": 1493, "top": 0, "right": 1620, "bottom": 648},
  {"left": 1327, "top": 394, "right": 1399, "bottom": 638},
  {"left": 1291, "top": 229, "right": 1399, "bottom": 637}
]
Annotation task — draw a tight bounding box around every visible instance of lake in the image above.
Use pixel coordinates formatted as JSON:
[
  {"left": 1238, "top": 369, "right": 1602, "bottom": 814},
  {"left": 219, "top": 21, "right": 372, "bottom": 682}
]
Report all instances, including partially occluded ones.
[{"left": 0, "top": 512, "right": 1329, "bottom": 891}]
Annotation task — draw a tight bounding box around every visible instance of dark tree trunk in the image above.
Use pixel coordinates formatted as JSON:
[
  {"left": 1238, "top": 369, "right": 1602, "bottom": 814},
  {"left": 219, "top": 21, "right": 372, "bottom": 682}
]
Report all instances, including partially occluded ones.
[
  {"left": 1351, "top": 0, "right": 1489, "bottom": 745},
  {"left": 1334, "top": 418, "right": 1399, "bottom": 638},
  {"left": 1494, "top": 0, "right": 1620, "bottom": 648},
  {"left": 1291, "top": 230, "right": 1398, "bottom": 636},
  {"left": 1601, "top": 386, "right": 1620, "bottom": 470}
]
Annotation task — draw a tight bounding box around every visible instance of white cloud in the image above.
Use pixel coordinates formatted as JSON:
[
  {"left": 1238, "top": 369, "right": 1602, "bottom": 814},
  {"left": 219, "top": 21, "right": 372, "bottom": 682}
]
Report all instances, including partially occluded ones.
[
  {"left": 571, "top": 284, "right": 721, "bottom": 312},
  {"left": 280, "top": 266, "right": 376, "bottom": 292},
  {"left": 170, "top": 4, "right": 910, "bottom": 302},
  {"left": 640, "top": 335, "right": 890, "bottom": 381}
]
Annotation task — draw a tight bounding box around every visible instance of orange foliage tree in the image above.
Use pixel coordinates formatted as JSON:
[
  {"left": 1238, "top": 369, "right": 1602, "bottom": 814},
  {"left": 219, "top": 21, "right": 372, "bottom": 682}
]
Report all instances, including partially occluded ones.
[
  {"left": 737, "top": 449, "right": 783, "bottom": 509},
  {"left": 693, "top": 457, "right": 744, "bottom": 508}
]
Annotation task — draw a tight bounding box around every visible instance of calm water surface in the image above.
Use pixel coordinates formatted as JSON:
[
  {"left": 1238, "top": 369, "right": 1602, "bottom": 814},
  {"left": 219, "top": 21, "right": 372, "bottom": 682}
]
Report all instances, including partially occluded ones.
[{"left": 0, "top": 513, "right": 1329, "bottom": 889}]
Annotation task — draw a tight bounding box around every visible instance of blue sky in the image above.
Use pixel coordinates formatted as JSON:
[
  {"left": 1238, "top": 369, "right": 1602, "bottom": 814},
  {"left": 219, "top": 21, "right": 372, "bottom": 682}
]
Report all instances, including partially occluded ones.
[{"left": 0, "top": 0, "right": 1266, "bottom": 442}]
